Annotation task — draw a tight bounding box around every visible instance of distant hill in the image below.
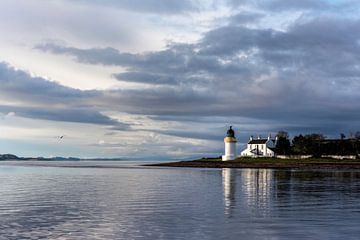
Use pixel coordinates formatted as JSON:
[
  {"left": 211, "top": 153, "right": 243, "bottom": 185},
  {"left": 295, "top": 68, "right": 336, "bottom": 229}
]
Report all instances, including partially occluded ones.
[
  {"left": 0, "top": 154, "right": 81, "bottom": 161},
  {"left": 0, "top": 154, "right": 122, "bottom": 161},
  {"left": 0, "top": 154, "right": 20, "bottom": 160},
  {"left": 49, "top": 157, "right": 81, "bottom": 161}
]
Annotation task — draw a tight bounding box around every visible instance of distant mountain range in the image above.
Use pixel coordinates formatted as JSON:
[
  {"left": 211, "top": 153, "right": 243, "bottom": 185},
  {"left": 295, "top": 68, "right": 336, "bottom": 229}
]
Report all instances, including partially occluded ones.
[
  {"left": 0, "top": 154, "right": 20, "bottom": 160},
  {"left": 0, "top": 154, "right": 82, "bottom": 161},
  {"left": 0, "top": 154, "right": 126, "bottom": 161}
]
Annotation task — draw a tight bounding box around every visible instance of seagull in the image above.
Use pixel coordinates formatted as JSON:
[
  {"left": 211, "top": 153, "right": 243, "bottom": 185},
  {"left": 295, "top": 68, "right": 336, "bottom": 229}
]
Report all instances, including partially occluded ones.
[{"left": 54, "top": 135, "right": 65, "bottom": 140}]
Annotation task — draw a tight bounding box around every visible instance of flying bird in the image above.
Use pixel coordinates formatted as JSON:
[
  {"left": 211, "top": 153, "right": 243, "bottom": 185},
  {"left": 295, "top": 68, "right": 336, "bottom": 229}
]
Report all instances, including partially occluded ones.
[{"left": 54, "top": 135, "right": 65, "bottom": 140}]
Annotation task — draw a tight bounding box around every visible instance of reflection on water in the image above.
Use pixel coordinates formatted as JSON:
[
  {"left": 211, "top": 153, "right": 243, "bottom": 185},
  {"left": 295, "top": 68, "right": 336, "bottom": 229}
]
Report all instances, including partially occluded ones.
[
  {"left": 241, "top": 169, "right": 274, "bottom": 216},
  {"left": 2, "top": 161, "right": 360, "bottom": 239},
  {"left": 222, "top": 168, "right": 235, "bottom": 216},
  {"left": 221, "top": 168, "right": 360, "bottom": 239},
  {"left": 223, "top": 169, "right": 275, "bottom": 217}
]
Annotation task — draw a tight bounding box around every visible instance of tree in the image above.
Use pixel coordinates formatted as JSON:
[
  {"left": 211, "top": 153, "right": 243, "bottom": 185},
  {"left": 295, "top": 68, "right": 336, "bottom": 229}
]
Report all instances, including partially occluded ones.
[
  {"left": 306, "top": 133, "right": 325, "bottom": 157},
  {"left": 307, "top": 133, "right": 325, "bottom": 141},
  {"left": 340, "top": 133, "right": 346, "bottom": 140},
  {"left": 275, "top": 131, "right": 291, "bottom": 155},
  {"left": 292, "top": 134, "right": 307, "bottom": 154},
  {"left": 291, "top": 133, "right": 326, "bottom": 156},
  {"left": 355, "top": 131, "right": 360, "bottom": 140}
]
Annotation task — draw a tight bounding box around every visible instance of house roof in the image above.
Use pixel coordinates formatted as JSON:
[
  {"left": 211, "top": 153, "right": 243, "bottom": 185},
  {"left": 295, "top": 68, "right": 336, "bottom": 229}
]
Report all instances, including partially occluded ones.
[{"left": 248, "top": 139, "right": 268, "bottom": 144}]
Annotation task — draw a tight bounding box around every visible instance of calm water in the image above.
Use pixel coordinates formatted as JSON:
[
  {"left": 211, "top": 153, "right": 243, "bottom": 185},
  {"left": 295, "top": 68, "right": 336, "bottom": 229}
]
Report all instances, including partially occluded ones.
[{"left": 1, "top": 161, "right": 360, "bottom": 240}]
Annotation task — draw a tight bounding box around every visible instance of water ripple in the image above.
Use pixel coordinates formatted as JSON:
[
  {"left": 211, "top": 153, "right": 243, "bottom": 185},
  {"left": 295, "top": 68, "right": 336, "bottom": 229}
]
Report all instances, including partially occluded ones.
[{"left": 1, "top": 162, "right": 360, "bottom": 239}]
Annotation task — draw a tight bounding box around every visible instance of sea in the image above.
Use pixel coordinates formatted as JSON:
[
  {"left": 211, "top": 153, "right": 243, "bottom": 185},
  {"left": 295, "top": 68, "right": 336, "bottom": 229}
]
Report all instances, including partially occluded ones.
[{"left": 0, "top": 161, "right": 360, "bottom": 240}]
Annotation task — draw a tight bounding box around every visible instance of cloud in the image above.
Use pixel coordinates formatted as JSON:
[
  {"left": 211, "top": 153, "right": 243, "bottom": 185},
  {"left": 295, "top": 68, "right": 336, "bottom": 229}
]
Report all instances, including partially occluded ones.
[
  {"left": 0, "top": 0, "right": 146, "bottom": 48},
  {"left": 262, "top": 0, "right": 331, "bottom": 11},
  {"left": 72, "top": 0, "right": 197, "bottom": 14},
  {"left": 112, "top": 72, "right": 179, "bottom": 85},
  {"left": 144, "top": 129, "right": 222, "bottom": 141},
  {"left": 35, "top": 44, "right": 137, "bottom": 66},
  {"left": 6, "top": 112, "right": 15, "bottom": 117},
  {"left": 0, "top": 62, "right": 96, "bottom": 104},
  {"left": 0, "top": 62, "right": 128, "bottom": 129},
  {"left": 34, "top": 14, "right": 360, "bottom": 137},
  {"left": 101, "top": 87, "right": 217, "bottom": 116},
  {"left": 229, "top": 11, "right": 265, "bottom": 25},
  {"left": 0, "top": 105, "right": 127, "bottom": 127},
  {"left": 228, "top": 0, "right": 332, "bottom": 11}
]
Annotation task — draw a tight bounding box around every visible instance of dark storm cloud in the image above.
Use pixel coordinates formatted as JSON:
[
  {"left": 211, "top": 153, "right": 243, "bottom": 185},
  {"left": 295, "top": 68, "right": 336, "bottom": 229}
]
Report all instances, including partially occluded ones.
[
  {"left": 227, "top": 0, "right": 251, "bottom": 8},
  {"left": 35, "top": 44, "right": 137, "bottom": 66},
  {"left": 0, "top": 105, "right": 128, "bottom": 128},
  {"left": 262, "top": 0, "right": 331, "bottom": 11},
  {"left": 229, "top": 12, "right": 265, "bottom": 24},
  {"left": 33, "top": 14, "right": 360, "bottom": 135},
  {"left": 73, "top": 0, "right": 196, "bottom": 14},
  {"left": 143, "top": 129, "right": 222, "bottom": 141},
  {"left": 0, "top": 62, "right": 128, "bottom": 129},
  {"left": 112, "top": 72, "right": 179, "bottom": 85},
  {"left": 35, "top": 41, "right": 254, "bottom": 86},
  {"left": 199, "top": 26, "right": 274, "bottom": 55},
  {"left": 228, "top": 0, "right": 331, "bottom": 11},
  {"left": 101, "top": 87, "right": 217, "bottom": 115},
  {"left": 0, "top": 62, "right": 93, "bottom": 104}
]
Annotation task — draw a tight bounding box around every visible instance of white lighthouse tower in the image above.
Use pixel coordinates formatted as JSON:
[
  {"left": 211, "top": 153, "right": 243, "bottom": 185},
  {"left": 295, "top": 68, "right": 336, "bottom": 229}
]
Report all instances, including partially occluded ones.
[{"left": 222, "top": 126, "right": 237, "bottom": 161}]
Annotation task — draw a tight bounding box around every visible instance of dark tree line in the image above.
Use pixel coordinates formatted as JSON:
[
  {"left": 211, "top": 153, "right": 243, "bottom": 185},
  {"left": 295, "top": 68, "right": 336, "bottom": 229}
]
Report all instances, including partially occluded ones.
[{"left": 275, "top": 131, "right": 360, "bottom": 156}]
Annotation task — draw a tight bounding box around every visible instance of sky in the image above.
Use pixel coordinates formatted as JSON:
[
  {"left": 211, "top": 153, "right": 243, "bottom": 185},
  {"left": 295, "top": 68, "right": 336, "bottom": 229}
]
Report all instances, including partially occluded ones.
[{"left": 1, "top": 0, "right": 360, "bottom": 159}]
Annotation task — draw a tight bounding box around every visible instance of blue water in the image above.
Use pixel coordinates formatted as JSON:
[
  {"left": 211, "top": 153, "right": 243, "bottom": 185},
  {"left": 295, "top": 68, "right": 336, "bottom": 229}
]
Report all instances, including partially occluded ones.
[{"left": 0, "top": 161, "right": 360, "bottom": 239}]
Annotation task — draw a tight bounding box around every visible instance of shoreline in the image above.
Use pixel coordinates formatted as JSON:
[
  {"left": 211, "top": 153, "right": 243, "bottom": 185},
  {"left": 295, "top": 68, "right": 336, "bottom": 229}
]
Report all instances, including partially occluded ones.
[{"left": 145, "top": 158, "right": 360, "bottom": 170}]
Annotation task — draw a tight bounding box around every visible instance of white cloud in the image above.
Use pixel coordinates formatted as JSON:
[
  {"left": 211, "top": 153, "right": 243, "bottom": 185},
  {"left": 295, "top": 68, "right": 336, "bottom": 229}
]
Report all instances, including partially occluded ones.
[{"left": 5, "top": 112, "right": 16, "bottom": 117}]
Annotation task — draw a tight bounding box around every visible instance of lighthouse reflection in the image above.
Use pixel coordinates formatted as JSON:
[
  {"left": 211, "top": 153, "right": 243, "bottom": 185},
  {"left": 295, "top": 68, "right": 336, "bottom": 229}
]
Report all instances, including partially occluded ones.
[{"left": 222, "top": 168, "right": 275, "bottom": 217}]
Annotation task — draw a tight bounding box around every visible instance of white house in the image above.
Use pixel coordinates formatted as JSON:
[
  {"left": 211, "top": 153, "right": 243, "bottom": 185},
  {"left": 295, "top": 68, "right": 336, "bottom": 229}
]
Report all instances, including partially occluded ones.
[{"left": 241, "top": 135, "right": 276, "bottom": 157}]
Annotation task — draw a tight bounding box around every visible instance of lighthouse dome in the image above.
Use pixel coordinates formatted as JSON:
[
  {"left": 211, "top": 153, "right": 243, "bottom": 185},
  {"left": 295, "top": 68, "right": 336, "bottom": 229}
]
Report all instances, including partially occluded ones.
[{"left": 226, "top": 126, "right": 235, "bottom": 138}]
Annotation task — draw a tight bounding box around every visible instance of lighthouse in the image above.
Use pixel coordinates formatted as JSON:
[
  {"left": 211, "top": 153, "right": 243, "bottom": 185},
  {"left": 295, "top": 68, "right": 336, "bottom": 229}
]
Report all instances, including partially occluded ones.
[{"left": 222, "top": 126, "right": 237, "bottom": 161}]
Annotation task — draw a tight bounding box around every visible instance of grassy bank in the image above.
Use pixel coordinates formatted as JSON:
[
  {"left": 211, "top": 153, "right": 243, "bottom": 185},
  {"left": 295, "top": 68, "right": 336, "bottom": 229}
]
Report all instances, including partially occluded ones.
[{"left": 146, "top": 157, "right": 360, "bottom": 169}]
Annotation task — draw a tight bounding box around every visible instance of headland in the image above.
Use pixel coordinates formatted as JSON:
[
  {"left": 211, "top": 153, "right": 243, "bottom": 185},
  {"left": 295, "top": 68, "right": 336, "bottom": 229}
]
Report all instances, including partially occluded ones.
[{"left": 147, "top": 157, "right": 360, "bottom": 170}]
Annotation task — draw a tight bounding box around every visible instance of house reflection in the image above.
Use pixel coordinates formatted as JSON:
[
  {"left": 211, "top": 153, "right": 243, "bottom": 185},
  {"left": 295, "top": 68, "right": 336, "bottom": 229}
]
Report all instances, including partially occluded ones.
[
  {"left": 222, "top": 168, "right": 275, "bottom": 217},
  {"left": 222, "top": 169, "right": 360, "bottom": 219},
  {"left": 222, "top": 168, "right": 236, "bottom": 216},
  {"left": 241, "top": 169, "right": 274, "bottom": 215}
]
